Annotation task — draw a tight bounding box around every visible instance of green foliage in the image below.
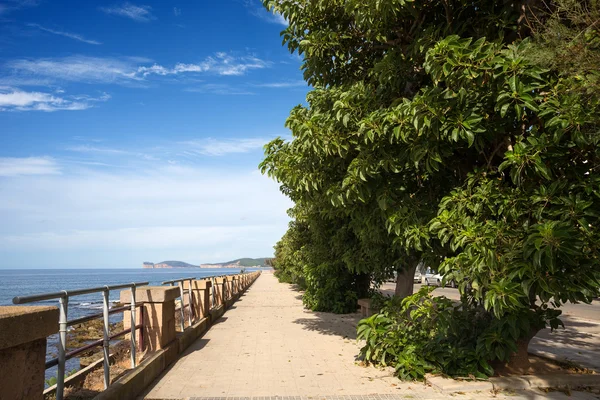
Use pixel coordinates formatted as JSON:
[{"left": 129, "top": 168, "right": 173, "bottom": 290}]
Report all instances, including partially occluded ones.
[
  {"left": 272, "top": 212, "right": 371, "bottom": 313},
  {"left": 272, "top": 220, "right": 309, "bottom": 288},
  {"left": 359, "top": 290, "right": 567, "bottom": 380},
  {"left": 45, "top": 369, "right": 78, "bottom": 387},
  {"left": 262, "top": 0, "right": 600, "bottom": 361},
  {"left": 358, "top": 289, "right": 491, "bottom": 379},
  {"left": 225, "top": 258, "right": 270, "bottom": 267}
]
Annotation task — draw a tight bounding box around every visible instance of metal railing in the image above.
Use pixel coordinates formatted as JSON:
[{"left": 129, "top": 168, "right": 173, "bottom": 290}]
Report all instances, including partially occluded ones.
[
  {"left": 162, "top": 275, "right": 232, "bottom": 329},
  {"left": 12, "top": 281, "right": 148, "bottom": 400},
  {"left": 162, "top": 277, "right": 197, "bottom": 331}
]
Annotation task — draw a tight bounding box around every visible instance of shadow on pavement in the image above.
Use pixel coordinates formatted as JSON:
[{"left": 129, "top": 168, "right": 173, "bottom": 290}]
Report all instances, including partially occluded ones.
[{"left": 292, "top": 312, "right": 362, "bottom": 340}]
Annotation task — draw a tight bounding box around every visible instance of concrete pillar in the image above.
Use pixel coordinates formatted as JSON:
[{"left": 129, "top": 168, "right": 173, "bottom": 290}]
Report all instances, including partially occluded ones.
[
  {"left": 214, "top": 277, "right": 226, "bottom": 307},
  {"left": 183, "top": 279, "right": 212, "bottom": 320},
  {"left": 0, "top": 306, "right": 59, "bottom": 400},
  {"left": 236, "top": 275, "right": 242, "bottom": 293},
  {"left": 121, "top": 286, "right": 179, "bottom": 352},
  {"left": 225, "top": 276, "right": 235, "bottom": 300}
]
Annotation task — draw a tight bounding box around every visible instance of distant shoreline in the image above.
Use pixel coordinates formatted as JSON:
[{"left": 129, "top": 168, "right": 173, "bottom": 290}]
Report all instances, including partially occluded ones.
[{"left": 142, "top": 258, "right": 270, "bottom": 269}]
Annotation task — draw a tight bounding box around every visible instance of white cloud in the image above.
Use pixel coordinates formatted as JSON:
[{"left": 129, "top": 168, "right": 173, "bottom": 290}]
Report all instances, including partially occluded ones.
[
  {"left": 185, "top": 84, "right": 254, "bottom": 96},
  {"left": 27, "top": 23, "right": 101, "bottom": 45},
  {"left": 65, "top": 137, "right": 270, "bottom": 159},
  {"left": 252, "top": 80, "right": 306, "bottom": 88},
  {"left": 0, "top": 88, "right": 109, "bottom": 112},
  {"left": 100, "top": 2, "right": 155, "bottom": 22},
  {"left": 0, "top": 0, "right": 40, "bottom": 15},
  {"left": 245, "top": 0, "right": 287, "bottom": 26},
  {"left": 6, "top": 56, "right": 141, "bottom": 84},
  {"left": 0, "top": 165, "right": 291, "bottom": 267},
  {"left": 137, "top": 53, "right": 269, "bottom": 77},
  {"left": 173, "top": 7, "right": 181, "bottom": 16},
  {"left": 181, "top": 138, "right": 268, "bottom": 156},
  {"left": 5, "top": 53, "right": 270, "bottom": 85},
  {"left": 0, "top": 157, "right": 61, "bottom": 177},
  {"left": 65, "top": 145, "right": 130, "bottom": 155},
  {"left": 65, "top": 144, "right": 158, "bottom": 161},
  {"left": 262, "top": 11, "right": 287, "bottom": 26}
]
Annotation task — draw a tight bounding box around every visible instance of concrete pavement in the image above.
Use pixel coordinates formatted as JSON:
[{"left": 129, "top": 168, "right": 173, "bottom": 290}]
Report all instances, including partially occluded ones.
[{"left": 141, "top": 273, "right": 599, "bottom": 399}]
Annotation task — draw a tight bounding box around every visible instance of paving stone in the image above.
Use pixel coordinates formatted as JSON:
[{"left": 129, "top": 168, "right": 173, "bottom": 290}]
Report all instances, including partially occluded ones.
[{"left": 141, "top": 273, "right": 599, "bottom": 400}]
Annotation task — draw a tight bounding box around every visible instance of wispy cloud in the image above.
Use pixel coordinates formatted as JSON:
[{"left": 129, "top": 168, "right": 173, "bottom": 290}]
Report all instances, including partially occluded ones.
[
  {"left": 100, "top": 2, "right": 155, "bottom": 22},
  {"left": 0, "top": 157, "right": 60, "bottom": 177},
  {"left": 27, "top": 23, "right": 101, "bottom": 45},
  {"left": 244, "top": 0, "right": 287, "bottom": 26},
  {"left": 0, "top": 88, "right": 109, "bottom": 112},
  {"left": 0, "top": 0, "right": 40, "bottom": 16},
  {"left": 65, "top": 145, "right": 130, "bottom": 155},
  {"left": 0, "top": 77, "right": 55, "bottom": 87},
  {"left": 185, "top": 84, "right": 254, "bottom": 96},
  {"left": 181, "top": 138, "right": 268, "bottom": 156},
  {"left": 0, "top": 164, "right": 291, "bottom": 267},
  {"left": 5, "top": 53, "right": 270, "bottom": 86},
  {"left": 251, "top": 80, "right": 306, "bottom": 88},
  {"left": 65, "top": 144, "right": 157, "bottom": 160},
  {"left": 6, "top": 56, "right": 142, "bottom": 84},
  {"left": 173, "top": 7, "right": 181, "bottom": 16},
  {"left": 65, "top": 137, "right": 269, "bottom": 161},
  {"left": 138, "top": 53, "right": 269, "bottom": 77}
]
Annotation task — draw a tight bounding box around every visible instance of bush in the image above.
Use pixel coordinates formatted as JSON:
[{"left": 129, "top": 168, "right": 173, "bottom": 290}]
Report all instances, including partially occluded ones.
[
  {"left": 358, "top": 287, "right": 496, "bottom": 379},
  {"left": 303, "top": 261, "right": 369, "bottom": 313}
]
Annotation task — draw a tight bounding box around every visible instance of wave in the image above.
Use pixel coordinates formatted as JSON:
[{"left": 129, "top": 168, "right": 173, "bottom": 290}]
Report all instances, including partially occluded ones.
[{"left": 74, "top": 300, "right": 120, "bottom": 310}]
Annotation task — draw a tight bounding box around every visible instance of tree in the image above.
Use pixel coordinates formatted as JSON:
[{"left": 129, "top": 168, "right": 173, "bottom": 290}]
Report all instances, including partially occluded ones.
[{"left": 261, "top": 0, "right": 600, "bottom": 371}]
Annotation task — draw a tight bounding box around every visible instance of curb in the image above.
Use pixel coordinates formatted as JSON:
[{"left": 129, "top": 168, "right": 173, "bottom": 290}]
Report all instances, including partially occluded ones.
[
  {"left": 425, "top": 373, "right": 600, "bottom": 394},
  {"left": 490, "top": 374, "right": 600, "bottom": 391},
  {"left": 425, "top": 375, "right": 493, "bottom": 393}
]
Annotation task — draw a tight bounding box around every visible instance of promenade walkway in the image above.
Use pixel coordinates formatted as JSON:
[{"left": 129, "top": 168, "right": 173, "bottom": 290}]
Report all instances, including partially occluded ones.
[{"left": 142, "top": 272, "right": 598, "bottom": 400}]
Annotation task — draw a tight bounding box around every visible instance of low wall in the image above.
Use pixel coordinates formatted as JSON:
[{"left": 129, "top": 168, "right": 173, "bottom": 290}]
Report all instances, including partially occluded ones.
[
  {"left": 94, "top": 271, "right": 261, "bottom": 400},
  {"left": 0, "top": 271, "right": 261, "bottom": 400}
]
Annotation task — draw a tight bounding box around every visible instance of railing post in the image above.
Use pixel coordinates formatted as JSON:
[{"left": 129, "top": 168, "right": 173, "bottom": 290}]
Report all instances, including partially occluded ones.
[
  {"left": 57, "top": 293, "right": 68, "bottom": 400},
  {"left": 214, "top": 277, "right": 226, "bottom": 307},
  {"left": 185, "top": 279, "right": 212, "bottom": 320},
  {"left": 186, "top": 279, "right": 193, "bottom": 326},
  {"left": 225, "top": 276, "right": 233, "bottom": 301},
  {"left": 0, "top": 306, "right": 59, "bottom": 400},
  {"left": 177, "top": 282, "right": 186, "bottom": 331},
  {"left": 210, "top": 277, "right": 216, "bottom": 308},
  {"left": 102, "top": 288, "right": 110, "bottom": 389},
  {"left": 121, "top": 286, "right": 179, "bottom": 352},
  {"left": 130, "top": 283, "right": 137, "bottom": 368}
]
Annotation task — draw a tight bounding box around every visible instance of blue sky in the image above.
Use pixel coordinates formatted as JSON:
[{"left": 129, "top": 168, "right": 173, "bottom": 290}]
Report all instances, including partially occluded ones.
[{"left": 0, "top": 0, "right": 306, "bottom": 268}]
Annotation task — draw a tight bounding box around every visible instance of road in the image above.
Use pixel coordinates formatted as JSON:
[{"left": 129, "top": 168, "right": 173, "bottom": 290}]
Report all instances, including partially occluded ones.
[
  {"left": 381, "top": 282, "right": 600, "bottom": 371},
  {"left": 381, "top": 282, "right": 600, "bottom": 321}
]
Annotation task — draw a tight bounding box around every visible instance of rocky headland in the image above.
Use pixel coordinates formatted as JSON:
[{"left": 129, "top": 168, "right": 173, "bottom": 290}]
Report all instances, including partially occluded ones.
[{"left": 142, "top": 258, "right": 269, "bottom": 269}]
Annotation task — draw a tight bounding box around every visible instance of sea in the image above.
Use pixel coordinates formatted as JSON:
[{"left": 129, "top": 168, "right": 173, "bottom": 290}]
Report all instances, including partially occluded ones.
[{"left": 0, "top": 267, "right": 262, "bottom": 383}]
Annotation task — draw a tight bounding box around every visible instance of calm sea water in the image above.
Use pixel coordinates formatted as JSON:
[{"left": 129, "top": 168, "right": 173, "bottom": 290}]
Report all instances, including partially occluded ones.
[{"left": 0, "top": 267, "right": 261, "bottom": 383}]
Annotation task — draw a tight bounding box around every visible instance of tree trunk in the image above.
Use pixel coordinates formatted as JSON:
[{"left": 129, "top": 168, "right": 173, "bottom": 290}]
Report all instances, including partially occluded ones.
[
  {"left": 394, "top": 262, "right": 418, "bottom": 299},
  {"left": 496, "top": 329, "right": 540, "bottom": 374}
]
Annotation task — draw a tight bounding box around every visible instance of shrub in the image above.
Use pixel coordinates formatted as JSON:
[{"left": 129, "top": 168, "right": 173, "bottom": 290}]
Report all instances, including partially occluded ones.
[{"left": 357, "top": 287, "right": 495, "bottom": 379}]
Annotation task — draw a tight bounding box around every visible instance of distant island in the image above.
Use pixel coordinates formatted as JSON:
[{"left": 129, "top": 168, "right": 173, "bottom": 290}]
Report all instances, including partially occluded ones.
[{"left": 142, "top": 258, "right": 269, "bottom": 269}]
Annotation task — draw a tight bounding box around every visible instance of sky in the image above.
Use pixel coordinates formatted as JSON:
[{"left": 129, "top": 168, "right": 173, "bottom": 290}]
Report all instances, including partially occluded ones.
[{"left": 0, "top": 0, "right": 307, "bottom": 268}]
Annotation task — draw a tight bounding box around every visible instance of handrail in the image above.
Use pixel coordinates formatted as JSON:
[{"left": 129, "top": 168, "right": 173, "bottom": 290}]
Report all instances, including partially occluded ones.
[
  {"left": 12, "top": 281, "right": 149, "bottom": 304},
  {"left": 161, "top": 277, "right": 196, "bottom": 285},
  {"left": 45, "top": 322, "right": 143, "bottom": 369},
  {"left": 8, "top": 272, "right": 257, "bottom": 399},
  {"left": 66, "top": 304, "right": 133, "bottom": 327},
  {"left": 162, "top": 277, "right": 197, "bottom": 330},
  {"left": 12, "top": 281, "right": 148, "bottom": 400}
]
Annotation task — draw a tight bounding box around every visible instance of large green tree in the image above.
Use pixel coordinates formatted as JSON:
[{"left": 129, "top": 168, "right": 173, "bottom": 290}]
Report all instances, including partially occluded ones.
[{"left": 261, "top": 0, "right": 600, "bottom": 369}]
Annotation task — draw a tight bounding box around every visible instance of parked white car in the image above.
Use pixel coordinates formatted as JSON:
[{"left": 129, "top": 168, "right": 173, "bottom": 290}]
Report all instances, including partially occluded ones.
[
  {"left": 414, "top": 272, "right": 423, "bottom": 283},
  {"left": 422, "top": 270, "right": 443, "bottom": 286}
]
